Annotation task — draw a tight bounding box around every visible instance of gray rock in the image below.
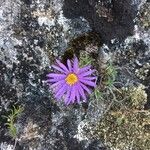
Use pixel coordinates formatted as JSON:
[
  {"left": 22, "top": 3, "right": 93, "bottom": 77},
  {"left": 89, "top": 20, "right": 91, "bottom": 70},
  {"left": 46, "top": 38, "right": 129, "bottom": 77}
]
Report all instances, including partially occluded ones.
[{"left": 0, "top": 0, "right": 149, "bottom": 150}]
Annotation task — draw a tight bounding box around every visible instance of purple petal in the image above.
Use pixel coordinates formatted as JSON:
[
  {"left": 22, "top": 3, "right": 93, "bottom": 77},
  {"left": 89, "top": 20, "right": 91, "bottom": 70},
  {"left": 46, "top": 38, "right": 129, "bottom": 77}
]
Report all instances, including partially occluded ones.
[
  {"left": 79, "top": 69, "right": 95, "bottom": 77},
  {"left": 56, "top": 60, "right": 69, "bottom": 72},
  {"left": 47, "top": 78, "right": 64, "bottom": 83},
  {"left": 67, "top": 59, "right": 72, "bottom": 72},
  {"left": 80, "top": 82, "right": 91, "bottom": 94},
  {"left": 71, "top": 84, "right": 78, "bottom": 103},
  {"left": 55, "top": 84, "right": 68, "bottom": 99},
  {"left": 73, "top": 57, "right": 79, "bottom": 73},
  {"left": 80, "top": 79, "right": 96, "bottom": 87},
  {"left": 75, "top": 87, "right": 80, "bottom": 103},
  {"left": 51, "top": 80, "right": 65, "bottom": 88},
  {"left": 65, "top": 86, "right": 73, "bottom": 105},
  {"left": 64, "top": 86, "right": 71, "bottom": 105},
  {"left": 52, "top": 65, "right": 67, "bottom": 73},
  {"left": 67, "top": 86, "right": 76, "bottom": 105},
  {"left": 78, "top": 65, "right": 91, "bottom": 74},
  {"left": 47, "top": 73, "right": 66, "bottom": 78},
  {"left": 77, "top": 83, "right": 86, "bottom": 100}
]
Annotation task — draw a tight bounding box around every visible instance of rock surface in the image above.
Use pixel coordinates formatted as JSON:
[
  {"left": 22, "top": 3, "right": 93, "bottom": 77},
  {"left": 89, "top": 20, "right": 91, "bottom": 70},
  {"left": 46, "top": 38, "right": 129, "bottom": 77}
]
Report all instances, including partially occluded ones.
[{"left": 0, "top": 0, "right": 149, "bottom": 150}]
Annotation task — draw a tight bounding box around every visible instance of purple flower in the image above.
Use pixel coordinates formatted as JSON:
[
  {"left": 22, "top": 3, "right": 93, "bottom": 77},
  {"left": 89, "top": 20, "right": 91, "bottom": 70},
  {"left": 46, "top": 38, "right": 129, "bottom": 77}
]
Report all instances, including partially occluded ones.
[{"left": 47, "top": 57, "right": 97, "bottom": 105}]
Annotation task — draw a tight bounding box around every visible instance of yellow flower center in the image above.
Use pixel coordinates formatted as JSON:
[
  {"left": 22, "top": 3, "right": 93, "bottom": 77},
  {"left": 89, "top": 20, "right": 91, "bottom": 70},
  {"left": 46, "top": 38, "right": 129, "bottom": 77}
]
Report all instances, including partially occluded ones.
[{"left": 65, "top": 73, "right": 78, "bottom": 85}]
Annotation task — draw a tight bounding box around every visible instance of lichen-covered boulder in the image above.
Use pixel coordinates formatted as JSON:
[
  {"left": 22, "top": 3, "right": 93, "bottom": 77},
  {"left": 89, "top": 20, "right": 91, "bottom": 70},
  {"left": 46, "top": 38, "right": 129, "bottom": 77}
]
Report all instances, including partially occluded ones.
[{"left": 0, "top": 0, "right": 149, "bottom": 150}]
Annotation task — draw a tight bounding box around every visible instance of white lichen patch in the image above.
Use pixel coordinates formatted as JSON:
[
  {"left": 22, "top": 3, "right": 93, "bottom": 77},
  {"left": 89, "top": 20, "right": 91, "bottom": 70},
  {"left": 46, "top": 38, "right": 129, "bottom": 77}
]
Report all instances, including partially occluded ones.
[
  {"left": 32, "top": 0, "right": 69, "bottom": 32},
  {"left": 135, "top": 62, "right": 150, "bottom": 80},
  {"left": 132, "top": 24, "right": 150, "bottom": 47},
  {"left": 0, "top": 142, "right": 14, "bottom": 150},
  {"left": 32, "top": 8, "right": 55, "bottom": 28},
  {"left": 74, "top": 121, "right": 89, "bottom": 141},
  {"left": 74, "top": 120, "right": 97, "bottom": 142},
  {"left": 57, "top": 10, "right": 71, "bottom": 32},
  {"left": 129, "top": 84, "right": 147, "bottom": 109},
  {"left": 0, "top": 0, "right": 22, "bottom": 66},
  {"left": 38, "top": 16, "right": 55, "bottom": 28}
]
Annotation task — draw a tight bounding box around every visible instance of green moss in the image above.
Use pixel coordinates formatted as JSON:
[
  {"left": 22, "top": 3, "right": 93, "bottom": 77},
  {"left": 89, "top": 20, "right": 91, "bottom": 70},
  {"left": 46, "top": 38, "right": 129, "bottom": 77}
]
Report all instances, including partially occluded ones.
[
  {"left": 88, "top": 62, "right": 118, "bottom": 106},
  {"left": 96, "top": 110, "right": 150, "bottom": 150},
  {"left": 104, "top": 63, "right": 117, "bottom": 87},
  {"left": 4, "top": 106, "right": 24, "bottom": 139},
  {"left": 95, "top": 85, "right": 150, "bottom": 150}
]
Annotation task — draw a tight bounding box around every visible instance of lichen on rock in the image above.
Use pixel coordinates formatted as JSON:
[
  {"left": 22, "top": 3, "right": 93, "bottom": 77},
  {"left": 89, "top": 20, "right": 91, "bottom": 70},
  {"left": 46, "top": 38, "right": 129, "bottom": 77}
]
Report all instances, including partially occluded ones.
[
  {"left": 0, "top": 0, "right": 150, "bottom": 150},
  {"left": 94, "top": 84, "right": 150, "bottom": 150}
]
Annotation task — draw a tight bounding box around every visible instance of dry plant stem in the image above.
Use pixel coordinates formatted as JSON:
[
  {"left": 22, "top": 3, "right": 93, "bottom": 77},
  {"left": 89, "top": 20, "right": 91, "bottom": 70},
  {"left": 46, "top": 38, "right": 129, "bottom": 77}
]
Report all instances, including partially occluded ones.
[
  {"left": 13, "top": 138, "right": 17, "bottom": 150},
  {"left": 100, "top": 85, "right": 128, "bottom": 116},
  {"left": 117, "top": 66, "right": 132, "bottom": 74},
  {"left": 113, "top": 82, "right": 125, "bottom": 87},
  {"left": 108, "top": 87, "right": 128, "bottom": 103},
  {"left": 89, "top": 100, "right": 101, "bottom": 109},
  {"left": 102, "top": 100, "right": 114, "bottom": 116}
]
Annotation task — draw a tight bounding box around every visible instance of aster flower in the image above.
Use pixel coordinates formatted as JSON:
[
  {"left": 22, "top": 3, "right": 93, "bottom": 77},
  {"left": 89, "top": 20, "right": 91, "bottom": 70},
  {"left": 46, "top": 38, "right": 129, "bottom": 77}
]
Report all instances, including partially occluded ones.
[{"left": 47, "top": 57, "right": 97, "bottom": 105}]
